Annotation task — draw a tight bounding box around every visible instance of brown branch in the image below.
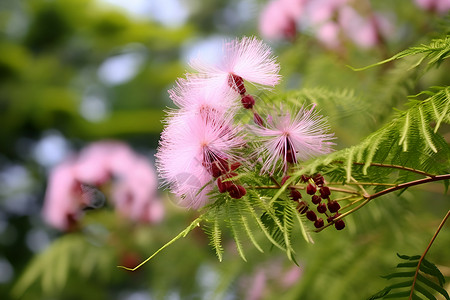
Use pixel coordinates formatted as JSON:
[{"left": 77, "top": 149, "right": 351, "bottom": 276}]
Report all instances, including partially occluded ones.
[
  {"left": 409, "top": 210, "right": 450, "bottom": 300},
  {"left": 315, "top": 174, "right": 450, "bottom": 232},
  {"left": 350, "top": 162, "right": 435, "bottom": 177},
  {"left": 365, "top": 174, "right": 450, "bottom": 201}
]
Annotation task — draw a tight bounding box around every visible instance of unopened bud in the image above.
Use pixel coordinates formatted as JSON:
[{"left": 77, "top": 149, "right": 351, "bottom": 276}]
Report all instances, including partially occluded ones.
[
  {"left": 306, "top": 183, "right": 316, "bottom": 195},
  {"left": 306, "top": 210, "right": 317, "bottom": 221},
  {"left": 241, "top": 94, "right": 255, "bottom": 109},
  {"left": 253, "top": 112, "right": 265, "bottom": 127}
]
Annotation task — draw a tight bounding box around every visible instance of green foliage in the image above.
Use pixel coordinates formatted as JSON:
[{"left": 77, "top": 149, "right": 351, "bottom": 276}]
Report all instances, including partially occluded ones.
[
  {"left": 12, "top": 233, "right": 115, "bottom": 297},
  {"left": 368, "top": 253, "right": 450, "bottom": 300},
  {"left": 353, "top": 35, "right": 450, "bottom": 71},
  {"left": 290, "top": 86, "right": 450, "bottom": 183}
]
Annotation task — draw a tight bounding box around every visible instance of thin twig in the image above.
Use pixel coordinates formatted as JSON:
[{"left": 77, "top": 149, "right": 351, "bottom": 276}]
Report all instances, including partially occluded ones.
[
  {"left": 409, "top": 210, "right": 450, "bottom": 300},
  {"left": 348, "top": 161, "right": 435, "bottom": 178},
  {"left": 334, "top": 195, "right": 360, "bottom": 202},
  {"left": 270, "top": 176, "right": 281, "bottom": 188},
  {"left": 316, "top": 174, "right": 450, "bottom": 232},
  {"left": 327, "top": 182, "right": 397, "bottom": 186},
  {"left": 366, "top": 174, "right": 450, "bottom": 200},
  {"left": 351, "top": 176, "right": 370, "bottom": 198}
]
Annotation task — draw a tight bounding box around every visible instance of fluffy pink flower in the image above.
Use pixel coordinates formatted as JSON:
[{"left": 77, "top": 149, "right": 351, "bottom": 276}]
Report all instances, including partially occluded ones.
[
  {"left": 168, "top": 77, "right": 239, "bottom": 115},
  {"left": 251, "top": 105, "right": 335, "bottom": 174},
  {"left": 43, "top": 141, "right": 162, "bottom": 230},
  {"left": 156, "top": 111, "right": 244, "bottom": 209},
  {"left": 189, "top": 36, "right": 281, "bottom": 94}
]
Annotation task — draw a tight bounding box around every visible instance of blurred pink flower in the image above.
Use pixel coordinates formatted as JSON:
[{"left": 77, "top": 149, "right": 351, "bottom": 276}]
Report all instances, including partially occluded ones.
[
  {"left": 241, "top": 261, "right": 302, "bottom": 300},
  {"left": 156, "top": 111, "right": 244, "bottom": 209},
  {"left": 306, "top": 0, "right": 348, "bottom": 25},
  {"left": 189, "top": 36, "right": 281, "bottom": 93},
  {"left": 251, "top": 105, "right": 335, "bottom": 174},
  {"left": 42, "top": 160, "right": 84, "bottom": 231},
  {"left": 316, "top": 21, "right": 342, "bottom": 49},
  {"left": 339, "top": 6, "right": 379, "bottom": 49},
  {"left": 246, "top": 269, "right": 267, "bottom": 300},
  {"left": 415, "top": 0, "right": 450, "bottom": 13},
  {"left": 259, "top": 0, "right": 298, "bottom": 41},
  {"left": 43, "top": 141, "right": 162, "bottom": 230}
]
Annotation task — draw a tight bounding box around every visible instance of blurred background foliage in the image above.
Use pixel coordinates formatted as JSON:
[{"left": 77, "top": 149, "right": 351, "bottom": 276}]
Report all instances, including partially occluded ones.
[{"left": 0, "top": 0, "right": 449, "bottom": 299}]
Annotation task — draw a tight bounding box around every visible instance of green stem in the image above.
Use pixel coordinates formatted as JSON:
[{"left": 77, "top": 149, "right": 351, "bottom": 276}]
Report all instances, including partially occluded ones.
[{"left": 117, "top": 216, "right": 203, "bottom": 271}]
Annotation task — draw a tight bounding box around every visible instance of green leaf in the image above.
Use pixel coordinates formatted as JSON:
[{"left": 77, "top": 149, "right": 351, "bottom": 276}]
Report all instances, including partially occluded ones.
[{"left": 417, "top": 274, "right": 450, "bottom": 300}]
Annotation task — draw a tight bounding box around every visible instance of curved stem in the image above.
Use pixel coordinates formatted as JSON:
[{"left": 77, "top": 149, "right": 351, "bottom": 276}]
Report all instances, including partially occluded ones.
[
  {"left": 350, "top": 162, "right": 436, "bottom": 178},
  {"left": 409, "top": 210, "right": 450, "bottom": 300},
  {"left": 365, "top": 174, "right": 450, "bottom": 200},
  {"left": 316, "top": 174, "right": 450, "bottom": 232}
]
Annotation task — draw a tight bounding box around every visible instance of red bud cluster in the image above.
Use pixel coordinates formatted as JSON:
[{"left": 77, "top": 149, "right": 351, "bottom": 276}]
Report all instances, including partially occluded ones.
[
  {"left": 214, "top": 159, "right": 246, "bottom": 199},
  {"left": 291, "top": 173, "right": 346, "bottom": 230}
]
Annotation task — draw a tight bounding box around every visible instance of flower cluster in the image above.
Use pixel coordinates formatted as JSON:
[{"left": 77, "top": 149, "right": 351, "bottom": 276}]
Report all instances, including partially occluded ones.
[
  {"left": 259, "top": 0, "right": 393, "bottom": 50},
  {"left": 156, "top": 37, "right": 281, "bottom": 209},
  {"left": 43, "top": 141, "right": 163, "bottom": 231},
  {"left": 156, "top": 36, "right": 336, "bottom": 216}
]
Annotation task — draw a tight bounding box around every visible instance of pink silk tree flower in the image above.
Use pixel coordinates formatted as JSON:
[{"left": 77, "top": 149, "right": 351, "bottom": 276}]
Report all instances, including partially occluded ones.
[
  {"left": 168, "top": 76, "right": 239, "bottom": 116},
  {"left": 251, "top": 105, "right": 335, "bottom": 175},
  {"left": 339, "top": 6, "right": 380, "bottom": 49},
  {"left": 156, "top": 111, "right": 244, "bottom": 209},
  {"left": 189, "top": 36, "right": 281, "bottom": 94}
]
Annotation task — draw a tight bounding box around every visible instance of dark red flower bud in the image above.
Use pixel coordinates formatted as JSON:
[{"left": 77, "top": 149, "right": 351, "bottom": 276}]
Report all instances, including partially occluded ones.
[
  {"left": 216, "top": 177, "right": 227, "bottom": 193},
  {"left": 290, "top": 189, "right": 302, "bottom": 201},
  {"left": 319, "top": 186, "right": 331, "bottom": 198},
  {"left": 306, "top": 183, "right": 316, "bottom": 195},
  {"left": 238, "top": 185, "right": 246, "bottom": 196},
  {"left": 210, "top": 163, "right": 223, "bottom": 178},
  {"left": 314, "top": 218, "right": 324, "bottom": 228},
  {"left": 230, "top": 162, "right": 241, "bottom": 171},
  {"left": 228, "top": 184, "right": 246, "bottom": 199},
  {"left": 335, "top": 219, "right": 345, "bottom": 230},
  {"left": 313, "top": 173, "right": 324, "bottom": 186},
  {"left": 306, "top": 210, "right": 317, "bottom": 221},
  {"left": 280, "top": 175, "right": 290, "bottom": 186},
  {"left": 327, "top": 200, "right": 341, "bottom": 213},
  {"left": 311, "top": 195, "right": 321, "bottom": 204},
  {"left": 285, "top": 148, "right": 297, "bottom": 163},
  {"left": 301, "top": 175, "right": 310, "bottom": 183},
  {"left": 317, "top": 203, "right": 327, "bottom": 213},
  {"left": 253, "top": 112, "right": 265, "bottom": 127},
  {"left": 241, "top": 94, "right": 255, "bottom": 109},
  {"left": 228, "top": 74, "right": 246, "bottom": 95}
]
